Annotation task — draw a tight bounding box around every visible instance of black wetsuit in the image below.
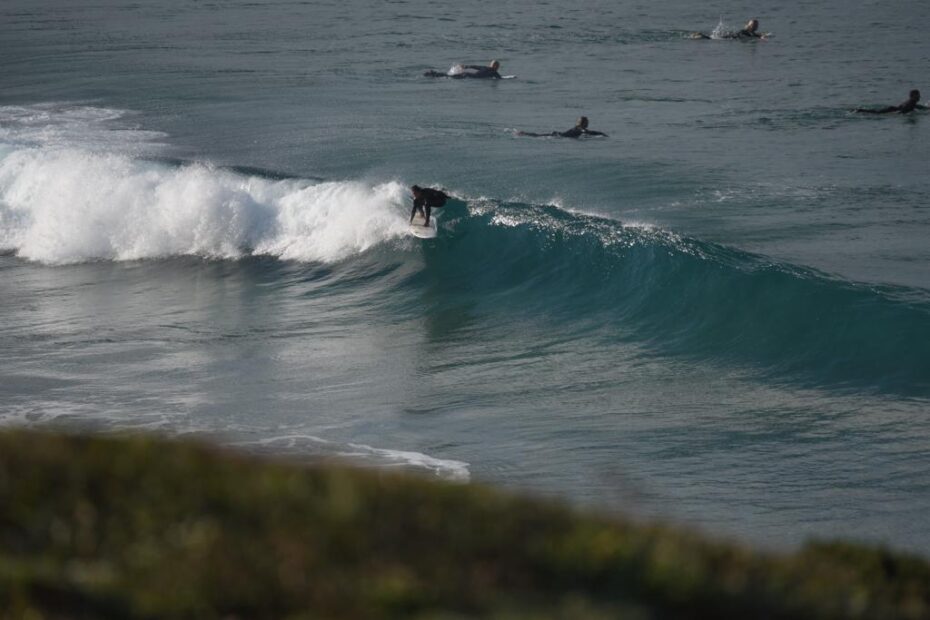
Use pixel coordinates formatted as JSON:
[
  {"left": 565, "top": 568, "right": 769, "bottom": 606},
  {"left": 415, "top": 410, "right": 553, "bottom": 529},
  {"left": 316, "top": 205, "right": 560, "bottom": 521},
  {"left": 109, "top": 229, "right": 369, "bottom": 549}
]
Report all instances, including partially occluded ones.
[
  {"left": 520, "top": 125, "right": 608, "bottom": 138},
  {"left": 733, "top": 28, "right": 762, "bottom": 38},
  {"left": 856, "top": 98, "right": 927, "bottom": 114},
  {"left": 691, "top": 28, "right": 763, "bottom": 39},
  {"left": 692, "top": 28, "right": 762, "bottom": 39},
  {"left": 411, "top": 188, "right": 448, "bottom": 225},
  {"left": 424, "top": 65, "right": 502, "bottom": 79},
  {"left": 557, "top": 125, "right": 607, "bottom": 138},
  {"left": 458, "top": 65, "right": 501, "bottom": 79}
]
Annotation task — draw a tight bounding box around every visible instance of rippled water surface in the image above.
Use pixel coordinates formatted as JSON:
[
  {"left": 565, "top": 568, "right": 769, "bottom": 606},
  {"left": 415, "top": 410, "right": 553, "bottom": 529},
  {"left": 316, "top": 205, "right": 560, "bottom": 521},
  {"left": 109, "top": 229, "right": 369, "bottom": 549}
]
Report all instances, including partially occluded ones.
[{"left": 2, "top": 0, "right": 929, "bottom": 552}]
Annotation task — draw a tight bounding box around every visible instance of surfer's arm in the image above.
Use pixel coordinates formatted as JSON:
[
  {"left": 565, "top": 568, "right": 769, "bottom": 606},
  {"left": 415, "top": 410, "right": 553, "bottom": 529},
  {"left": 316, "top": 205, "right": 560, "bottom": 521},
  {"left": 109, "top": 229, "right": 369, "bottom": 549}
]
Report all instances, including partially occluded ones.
[{"left": 410, "top": 198, "right": 422, "bottom": 222}]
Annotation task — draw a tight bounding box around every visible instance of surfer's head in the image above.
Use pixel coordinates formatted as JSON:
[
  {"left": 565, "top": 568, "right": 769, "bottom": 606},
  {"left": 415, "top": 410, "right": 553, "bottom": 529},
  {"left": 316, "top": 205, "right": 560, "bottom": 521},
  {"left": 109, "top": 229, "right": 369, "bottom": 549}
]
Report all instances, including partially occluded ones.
[
  {"left": 489, "top": 60, "right": 500, "bottom": 70},
  {"left": 577, "top": 116, "right": 589, "bottom": 129},
  {"left": 745, "top": 19, "right": 759, "bottom": 32},
  {"left": 411, "top": 185, "right": 422, "bottom": 197},
  {"left": 910, "top": 89, "right": 921, "bottom": 102}
]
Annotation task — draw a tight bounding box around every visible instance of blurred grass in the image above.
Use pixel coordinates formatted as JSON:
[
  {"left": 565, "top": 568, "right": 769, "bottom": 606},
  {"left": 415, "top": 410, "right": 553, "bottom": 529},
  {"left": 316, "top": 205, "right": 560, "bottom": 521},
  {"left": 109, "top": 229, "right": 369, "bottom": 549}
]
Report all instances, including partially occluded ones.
[{"left": 1, "top": 430, "right": 928, "bottom": 619}]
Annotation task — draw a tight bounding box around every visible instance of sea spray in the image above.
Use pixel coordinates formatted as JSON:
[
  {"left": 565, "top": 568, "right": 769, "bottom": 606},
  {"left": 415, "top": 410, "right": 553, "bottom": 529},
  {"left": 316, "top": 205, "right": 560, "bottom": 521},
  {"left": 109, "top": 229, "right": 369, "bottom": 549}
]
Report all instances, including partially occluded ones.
[
  {"left": 0, "top": 147, "right": 410, "bottom": 264},
  {"left": 0, "top": 104, "right": 412, "bottom": 264}
]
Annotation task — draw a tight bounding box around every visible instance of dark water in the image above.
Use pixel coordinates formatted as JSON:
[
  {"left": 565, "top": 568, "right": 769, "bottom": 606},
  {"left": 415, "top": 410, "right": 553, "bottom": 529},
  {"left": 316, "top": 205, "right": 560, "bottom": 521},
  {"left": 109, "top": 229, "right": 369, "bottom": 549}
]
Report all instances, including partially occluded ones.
[{"left": 2, "top": 0, "right": 929, "bottom": 552}]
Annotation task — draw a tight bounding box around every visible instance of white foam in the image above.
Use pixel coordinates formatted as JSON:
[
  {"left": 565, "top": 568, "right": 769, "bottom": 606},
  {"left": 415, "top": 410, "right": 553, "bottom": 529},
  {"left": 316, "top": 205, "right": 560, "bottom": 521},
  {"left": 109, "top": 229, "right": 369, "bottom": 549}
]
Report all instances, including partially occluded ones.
[
  {"left": 244, "top": 434, "right": 470, "bottom": 481},
  {"left": 0, "top": 103, "right": 165, "bottom": 154},
  {"left": 710, "top": 18, "right": 728, "bottom": 40},
  {"left": 0, "top": 105, "right": 411, "bottom": 264},
  {"left": 345, "top": 442, "right": 470, "bottom": 481}
]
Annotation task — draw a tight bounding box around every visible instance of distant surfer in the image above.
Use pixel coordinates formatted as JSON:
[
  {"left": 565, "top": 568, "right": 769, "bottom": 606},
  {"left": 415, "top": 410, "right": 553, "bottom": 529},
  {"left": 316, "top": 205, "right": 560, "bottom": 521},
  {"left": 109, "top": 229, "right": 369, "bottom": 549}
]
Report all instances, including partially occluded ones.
[
  {"left": 410, "top": 185, "right": 448, "bottom": 226},
  {"left": 691, "top": 18, "right": 764, "bottom": 40},
  {"left": 734, "top": 19, "right": 763, "bottom": 38},
  {"left": 517, "top": 116, "right": 608, "bottom": 138},
  {"left": 855, "top": 89, "right": 927, "bottom": 115},
  {"left": 424, "top": 60, "right": 503, "bottom": 79}
]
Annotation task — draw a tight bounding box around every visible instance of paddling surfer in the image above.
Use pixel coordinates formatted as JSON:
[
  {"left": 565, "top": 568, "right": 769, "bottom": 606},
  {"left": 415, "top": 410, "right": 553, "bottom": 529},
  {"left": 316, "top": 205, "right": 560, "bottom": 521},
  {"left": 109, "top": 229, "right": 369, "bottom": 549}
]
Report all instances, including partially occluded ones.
[
  {"left": 517, "top": 116, "right": 608, "bottom": 138},
  {"left": 691, "top": 18, "right": 764, "bottom": 40},
  {"left": 424, "top": 60, "right": 503, "bottom": 79},
  {"left": 855, "top": 89, "right": 927, "bottom": 115}
]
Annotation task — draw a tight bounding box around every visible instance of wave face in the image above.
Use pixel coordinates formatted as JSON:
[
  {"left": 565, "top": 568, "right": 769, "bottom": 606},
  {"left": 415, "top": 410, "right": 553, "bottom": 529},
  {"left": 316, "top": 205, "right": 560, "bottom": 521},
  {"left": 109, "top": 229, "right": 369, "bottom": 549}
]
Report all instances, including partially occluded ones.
[
  {"left": 2, "top": 105, "right": 929, "bottom": 398},
  {"left": 425, "top": 200, "right": 930, "bottom": 396}
]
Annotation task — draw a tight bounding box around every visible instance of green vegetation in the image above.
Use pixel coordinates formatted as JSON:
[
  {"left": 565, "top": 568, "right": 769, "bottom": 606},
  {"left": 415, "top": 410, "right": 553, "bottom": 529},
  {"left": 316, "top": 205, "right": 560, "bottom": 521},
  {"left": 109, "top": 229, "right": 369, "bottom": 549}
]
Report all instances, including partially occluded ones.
[{"left": 1, "top": 430, "right": 928, "bottom": 619}]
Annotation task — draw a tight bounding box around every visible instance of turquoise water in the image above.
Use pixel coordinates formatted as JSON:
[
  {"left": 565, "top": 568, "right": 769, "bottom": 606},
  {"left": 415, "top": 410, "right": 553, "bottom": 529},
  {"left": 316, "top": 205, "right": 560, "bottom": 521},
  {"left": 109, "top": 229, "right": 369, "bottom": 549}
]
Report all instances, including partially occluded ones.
[{"left": 2, "top": 0, "right": 929, "bottom": 551}]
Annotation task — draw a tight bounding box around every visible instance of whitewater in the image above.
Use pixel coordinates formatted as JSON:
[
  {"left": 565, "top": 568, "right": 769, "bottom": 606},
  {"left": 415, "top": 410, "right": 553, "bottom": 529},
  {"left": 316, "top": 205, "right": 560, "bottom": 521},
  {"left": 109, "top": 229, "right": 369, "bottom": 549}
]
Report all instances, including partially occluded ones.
[{"left": 2, "top": 0, "right": 930, "bottom": 553}]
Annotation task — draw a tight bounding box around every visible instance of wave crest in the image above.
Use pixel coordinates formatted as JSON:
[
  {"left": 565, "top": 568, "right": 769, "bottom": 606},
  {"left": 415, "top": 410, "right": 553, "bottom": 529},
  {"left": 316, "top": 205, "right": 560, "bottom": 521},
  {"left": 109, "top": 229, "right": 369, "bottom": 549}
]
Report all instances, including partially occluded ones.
[{"left": 0, "top": 146, "right": 410, "bottom": 264}]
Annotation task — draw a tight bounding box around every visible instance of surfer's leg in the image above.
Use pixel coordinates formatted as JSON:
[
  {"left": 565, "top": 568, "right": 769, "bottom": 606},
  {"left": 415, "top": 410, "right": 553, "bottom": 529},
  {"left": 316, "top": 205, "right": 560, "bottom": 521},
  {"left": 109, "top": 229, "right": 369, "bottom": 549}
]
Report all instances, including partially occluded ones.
[
  {"left": 424, "top": 205, "right": 432, "bottom": 225},
  {"left": 856, "top": 107, "right": 897, "bottom": 114}
]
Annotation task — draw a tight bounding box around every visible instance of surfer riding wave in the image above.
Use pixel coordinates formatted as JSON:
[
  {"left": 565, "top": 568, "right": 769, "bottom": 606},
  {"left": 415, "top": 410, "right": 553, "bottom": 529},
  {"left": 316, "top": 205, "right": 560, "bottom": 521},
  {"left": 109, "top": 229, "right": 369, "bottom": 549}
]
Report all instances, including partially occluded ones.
[{"left": 410, "top": 185, "right": 448, "bottom": 226}]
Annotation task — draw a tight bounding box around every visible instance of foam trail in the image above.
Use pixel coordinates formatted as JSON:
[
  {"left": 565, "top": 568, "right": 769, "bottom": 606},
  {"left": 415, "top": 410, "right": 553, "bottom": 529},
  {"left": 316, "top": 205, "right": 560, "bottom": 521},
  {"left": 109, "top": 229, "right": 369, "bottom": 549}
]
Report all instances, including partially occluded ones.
[
  {"left": 244, "top": 435, "right": 471, "bottom": 481},
  {"left": 0, "top": 104, "right": 165, "bottom": 154},
  {"left": 0, "top": 105, "right": 410, "bottom": 265},
  {"left": 345, "top": 442, "right": 471, "bottom": 481}
]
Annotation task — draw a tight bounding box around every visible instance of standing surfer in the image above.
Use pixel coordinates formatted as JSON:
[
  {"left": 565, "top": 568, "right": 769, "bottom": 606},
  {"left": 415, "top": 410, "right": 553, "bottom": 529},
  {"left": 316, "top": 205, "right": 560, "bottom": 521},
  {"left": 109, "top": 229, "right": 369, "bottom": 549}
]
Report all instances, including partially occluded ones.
[{"left": 410, "top": 185, "right": 448, "bottom": 226}]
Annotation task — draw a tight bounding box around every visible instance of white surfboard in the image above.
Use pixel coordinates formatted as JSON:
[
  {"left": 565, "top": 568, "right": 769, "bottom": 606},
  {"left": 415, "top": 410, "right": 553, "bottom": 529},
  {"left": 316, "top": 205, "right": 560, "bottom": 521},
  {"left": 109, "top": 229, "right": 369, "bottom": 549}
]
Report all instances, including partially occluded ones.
[{"left": 409, "top": 214, "right": 437, "bottom": 239}]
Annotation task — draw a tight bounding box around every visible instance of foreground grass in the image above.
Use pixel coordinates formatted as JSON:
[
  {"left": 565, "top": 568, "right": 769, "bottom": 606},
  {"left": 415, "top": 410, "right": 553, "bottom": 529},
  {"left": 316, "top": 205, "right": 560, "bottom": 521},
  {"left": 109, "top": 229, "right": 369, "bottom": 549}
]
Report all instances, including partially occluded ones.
[{"left": 1, "top": 431, "right": 928, "bottom": 619}]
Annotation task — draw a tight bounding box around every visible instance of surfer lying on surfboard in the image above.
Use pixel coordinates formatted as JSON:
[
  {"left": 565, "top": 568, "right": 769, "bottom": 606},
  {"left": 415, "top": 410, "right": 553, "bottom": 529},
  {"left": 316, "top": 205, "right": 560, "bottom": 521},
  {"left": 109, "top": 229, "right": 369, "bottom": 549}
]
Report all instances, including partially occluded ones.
[
  {"left": 855, "top": 89, "right": 927, "bottom": 115},
  {"left": 691, "top": 18, "right": 766, "bottom": 40},
  {"left": 517, "top": 116, "right": 608, "bottom": 138},
  {"left": 410, "top": 185, "right": 449, "bottom": 226},
  {"left": 424, "top": 60, "right": 503, "bottom": 79}
]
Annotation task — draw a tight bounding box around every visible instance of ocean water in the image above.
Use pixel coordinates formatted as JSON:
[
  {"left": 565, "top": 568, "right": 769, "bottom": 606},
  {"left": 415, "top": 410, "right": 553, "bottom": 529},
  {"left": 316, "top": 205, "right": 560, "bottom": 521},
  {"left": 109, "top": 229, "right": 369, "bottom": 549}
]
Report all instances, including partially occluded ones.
[{"left": 2, "top": 0, "right": 930, "bottom": 552}]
